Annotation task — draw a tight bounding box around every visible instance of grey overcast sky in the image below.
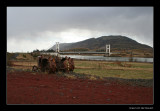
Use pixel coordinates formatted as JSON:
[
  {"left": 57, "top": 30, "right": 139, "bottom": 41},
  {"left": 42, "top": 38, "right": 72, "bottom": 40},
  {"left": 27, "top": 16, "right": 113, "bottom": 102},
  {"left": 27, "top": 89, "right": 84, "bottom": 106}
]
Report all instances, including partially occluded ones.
[{"left": 7, "top": 7, "right": 153, "bottom": 52}]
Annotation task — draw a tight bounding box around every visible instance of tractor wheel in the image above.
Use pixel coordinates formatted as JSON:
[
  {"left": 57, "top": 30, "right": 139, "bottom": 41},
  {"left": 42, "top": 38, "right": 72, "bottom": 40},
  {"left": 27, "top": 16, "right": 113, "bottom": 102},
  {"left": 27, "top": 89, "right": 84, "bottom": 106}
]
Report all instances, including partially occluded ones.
[{"left": 32, "top": 65, "right": 38, "bottom": 72}]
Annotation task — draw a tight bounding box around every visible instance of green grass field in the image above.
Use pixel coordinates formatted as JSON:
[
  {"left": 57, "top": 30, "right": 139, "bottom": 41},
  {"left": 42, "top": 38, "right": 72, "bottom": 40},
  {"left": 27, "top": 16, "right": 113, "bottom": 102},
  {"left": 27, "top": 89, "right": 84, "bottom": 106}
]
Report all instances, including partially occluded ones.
[
  {"left": 7, "top": 53, "right": 153, "bottom": 80},
  {"left": 74, "top": 60, "right": 153, "bottom": 79}
]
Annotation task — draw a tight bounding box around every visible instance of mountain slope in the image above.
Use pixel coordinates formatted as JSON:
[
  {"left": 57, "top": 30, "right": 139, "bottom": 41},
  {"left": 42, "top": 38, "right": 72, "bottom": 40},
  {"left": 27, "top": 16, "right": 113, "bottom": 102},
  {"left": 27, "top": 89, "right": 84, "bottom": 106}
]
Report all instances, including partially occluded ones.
[{"left": 50, "top": 35, "right": 152, "bottom": 51}]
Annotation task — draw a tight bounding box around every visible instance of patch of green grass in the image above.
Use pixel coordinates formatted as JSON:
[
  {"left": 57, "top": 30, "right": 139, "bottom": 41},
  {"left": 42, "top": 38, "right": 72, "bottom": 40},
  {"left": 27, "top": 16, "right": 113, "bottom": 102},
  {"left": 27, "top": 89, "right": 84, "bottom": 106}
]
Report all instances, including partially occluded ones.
[
  {"left": 74, "top": 68, "right": 153, "bottom": 79},
  {"left": 74, "top": 60, "right": 153, "bottom": 79},
  {"left": 130, "top": 63, "right": 153, "bottom": 68}
]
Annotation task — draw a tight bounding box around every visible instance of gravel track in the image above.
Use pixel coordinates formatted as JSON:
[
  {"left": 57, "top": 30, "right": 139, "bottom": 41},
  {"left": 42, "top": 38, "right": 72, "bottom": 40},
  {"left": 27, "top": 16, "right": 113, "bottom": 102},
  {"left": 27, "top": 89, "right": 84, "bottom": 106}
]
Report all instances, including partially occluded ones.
[{"left": 7, "top": 67, "right": 153, "bottom": 88}]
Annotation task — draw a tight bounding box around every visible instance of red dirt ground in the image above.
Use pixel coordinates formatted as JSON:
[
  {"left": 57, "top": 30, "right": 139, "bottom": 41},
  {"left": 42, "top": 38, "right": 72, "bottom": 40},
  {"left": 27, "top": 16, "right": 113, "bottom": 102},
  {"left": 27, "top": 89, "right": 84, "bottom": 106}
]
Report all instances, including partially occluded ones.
[{"left": 7, "top": 72, "right": 153, "bottom": 104}]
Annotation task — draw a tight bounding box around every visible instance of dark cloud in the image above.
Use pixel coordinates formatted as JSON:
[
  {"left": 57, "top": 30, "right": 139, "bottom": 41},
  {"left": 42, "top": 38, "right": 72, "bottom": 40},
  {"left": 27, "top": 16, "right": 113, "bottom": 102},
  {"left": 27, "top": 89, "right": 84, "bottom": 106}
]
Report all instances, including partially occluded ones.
[{"left": 7, "top": 7, "right": 153, "bottom": 52}]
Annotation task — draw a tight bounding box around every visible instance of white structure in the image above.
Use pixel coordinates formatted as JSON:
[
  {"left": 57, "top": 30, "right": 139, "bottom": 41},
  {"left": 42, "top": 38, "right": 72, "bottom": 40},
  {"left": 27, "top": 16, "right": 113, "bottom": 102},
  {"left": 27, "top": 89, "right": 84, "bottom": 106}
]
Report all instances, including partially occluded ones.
[
  {"left": 106, "top": 44, "right": 110, "bottom": 56},
  {"left": 56, "top": 42, "right": 59, "bottom": 53}
]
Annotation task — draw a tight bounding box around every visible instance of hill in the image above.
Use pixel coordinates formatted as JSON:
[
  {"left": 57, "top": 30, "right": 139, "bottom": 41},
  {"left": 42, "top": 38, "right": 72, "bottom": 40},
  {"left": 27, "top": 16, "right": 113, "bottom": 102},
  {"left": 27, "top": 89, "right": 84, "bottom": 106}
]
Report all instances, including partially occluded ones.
[{"left": 50, "top": 35, "right": 153, "bottom": 53}]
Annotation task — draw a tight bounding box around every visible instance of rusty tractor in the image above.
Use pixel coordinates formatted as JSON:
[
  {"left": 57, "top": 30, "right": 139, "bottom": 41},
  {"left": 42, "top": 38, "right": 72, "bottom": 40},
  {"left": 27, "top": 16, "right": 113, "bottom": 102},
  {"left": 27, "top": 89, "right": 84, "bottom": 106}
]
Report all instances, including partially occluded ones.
[{"left": 32, "top": 55, "right": 74, "bottom": 74}]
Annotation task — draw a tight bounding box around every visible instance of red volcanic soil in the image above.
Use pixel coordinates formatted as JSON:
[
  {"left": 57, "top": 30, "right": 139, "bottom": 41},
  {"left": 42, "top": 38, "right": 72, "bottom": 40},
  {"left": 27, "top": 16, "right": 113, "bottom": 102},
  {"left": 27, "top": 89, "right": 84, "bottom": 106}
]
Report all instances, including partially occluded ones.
[{"left": 7, "top": 72, "right": 153, "bottom": 104}]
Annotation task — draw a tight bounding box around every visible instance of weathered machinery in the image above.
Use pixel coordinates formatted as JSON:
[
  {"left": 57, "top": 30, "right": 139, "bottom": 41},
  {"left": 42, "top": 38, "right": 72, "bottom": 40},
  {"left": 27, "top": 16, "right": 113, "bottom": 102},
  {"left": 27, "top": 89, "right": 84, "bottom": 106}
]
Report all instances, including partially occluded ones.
[{"left": 32, "top": 55, "right": 74, "bottom": 74}]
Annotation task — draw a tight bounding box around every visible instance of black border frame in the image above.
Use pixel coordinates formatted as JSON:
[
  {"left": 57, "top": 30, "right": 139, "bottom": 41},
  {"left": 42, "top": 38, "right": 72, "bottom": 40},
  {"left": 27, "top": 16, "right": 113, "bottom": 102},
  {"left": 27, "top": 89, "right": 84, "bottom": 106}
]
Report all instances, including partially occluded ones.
[{"left": 1, "top": 0, "right": 159, "bottom": 110}]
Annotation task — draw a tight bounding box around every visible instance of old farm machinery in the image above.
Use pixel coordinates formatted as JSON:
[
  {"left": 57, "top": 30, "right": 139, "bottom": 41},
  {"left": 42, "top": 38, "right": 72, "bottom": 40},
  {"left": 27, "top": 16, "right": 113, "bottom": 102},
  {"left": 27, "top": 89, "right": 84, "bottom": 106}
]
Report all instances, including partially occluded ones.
[{"left": 32, "top": 55, "right": 74, "bottom": 74}]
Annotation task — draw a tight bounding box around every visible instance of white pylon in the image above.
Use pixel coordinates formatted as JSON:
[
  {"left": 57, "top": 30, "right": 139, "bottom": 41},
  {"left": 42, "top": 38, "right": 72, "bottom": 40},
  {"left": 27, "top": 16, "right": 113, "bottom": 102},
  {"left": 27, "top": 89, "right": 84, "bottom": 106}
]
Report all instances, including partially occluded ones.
[
  {"left": 56, "top": 42, "right": 59, "bottom": 53},
  {"left": 106, "top": 44, "right": 110, "bottom": 56}
]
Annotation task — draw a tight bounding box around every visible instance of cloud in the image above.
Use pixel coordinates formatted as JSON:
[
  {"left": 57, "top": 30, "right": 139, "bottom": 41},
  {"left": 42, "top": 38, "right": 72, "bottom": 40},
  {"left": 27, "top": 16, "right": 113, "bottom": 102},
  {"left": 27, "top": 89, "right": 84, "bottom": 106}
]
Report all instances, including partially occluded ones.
[{"left": 7, "top": 7, "right": 153, "bottom": 52}]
